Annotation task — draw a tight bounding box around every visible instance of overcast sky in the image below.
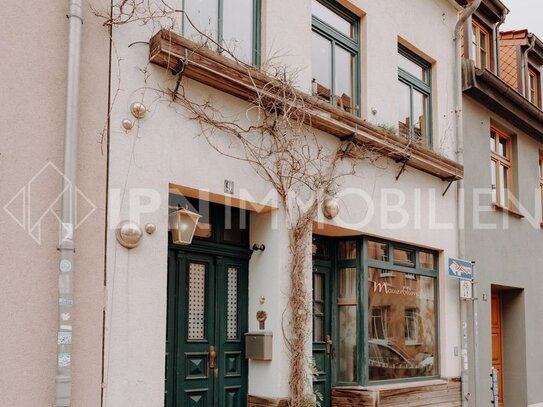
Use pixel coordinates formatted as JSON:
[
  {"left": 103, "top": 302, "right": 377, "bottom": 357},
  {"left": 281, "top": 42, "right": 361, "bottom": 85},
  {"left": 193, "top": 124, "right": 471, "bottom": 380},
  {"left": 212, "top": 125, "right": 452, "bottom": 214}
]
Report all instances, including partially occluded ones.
[{"left": 501, "top": 0, "right": 543, "bottom": 39}]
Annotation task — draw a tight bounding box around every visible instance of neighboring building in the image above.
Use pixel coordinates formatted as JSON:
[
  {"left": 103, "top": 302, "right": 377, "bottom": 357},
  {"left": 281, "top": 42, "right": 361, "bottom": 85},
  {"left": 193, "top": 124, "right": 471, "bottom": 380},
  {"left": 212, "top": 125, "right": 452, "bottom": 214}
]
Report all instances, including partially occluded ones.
[{"left": 460, "top": 1, "right": 543, "bottom": 406}]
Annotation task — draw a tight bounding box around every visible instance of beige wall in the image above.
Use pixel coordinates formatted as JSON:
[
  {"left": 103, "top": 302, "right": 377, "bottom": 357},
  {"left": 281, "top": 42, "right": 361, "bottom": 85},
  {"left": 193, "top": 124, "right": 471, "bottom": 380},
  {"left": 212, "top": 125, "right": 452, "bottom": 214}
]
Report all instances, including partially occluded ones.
[{"left": 0, "top": 1, "right": 110, "bottom": 405}]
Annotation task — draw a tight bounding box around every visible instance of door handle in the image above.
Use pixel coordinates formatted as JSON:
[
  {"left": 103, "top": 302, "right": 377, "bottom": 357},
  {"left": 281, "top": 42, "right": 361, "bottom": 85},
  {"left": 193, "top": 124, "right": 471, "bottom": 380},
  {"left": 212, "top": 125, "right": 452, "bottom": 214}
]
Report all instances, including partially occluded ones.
[
  {"left": 209, "top": 346, "right": 216, "bottom": 369},
  {"left": 325, "top": 335, "right": 333, "bottom": 355}
]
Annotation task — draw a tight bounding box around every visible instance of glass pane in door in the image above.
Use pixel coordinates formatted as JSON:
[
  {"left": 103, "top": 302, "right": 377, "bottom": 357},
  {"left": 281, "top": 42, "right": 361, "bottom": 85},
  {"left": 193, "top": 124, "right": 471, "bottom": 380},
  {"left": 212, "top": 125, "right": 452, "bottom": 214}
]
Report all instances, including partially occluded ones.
[
  {"left": 226, "top": 267, "right": 239, "bottom": 340},
  {"left": 188, "top": 262, "right": 207, "bottom": 340},
  {"left": 337, "top": 267, "right": 357, "bottom": 382}
]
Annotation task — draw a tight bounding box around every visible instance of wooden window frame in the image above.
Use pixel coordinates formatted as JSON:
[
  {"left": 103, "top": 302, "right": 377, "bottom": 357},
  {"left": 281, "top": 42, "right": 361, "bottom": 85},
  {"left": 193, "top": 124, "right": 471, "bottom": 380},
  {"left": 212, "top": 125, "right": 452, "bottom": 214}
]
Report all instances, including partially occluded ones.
[
  {"left": 490, "top": 127, "right": 513, "bottom": 209},
  {"left": 528, "top": 66, "right": 541, "bottom": 108},
  {"left": 311, "top": 0, "right": 360, "bottom": 115},
  {"left": 398, "top": 45, "right": 433, "bottom": 147},
  {"left": 471, "top": 19, "right": 491, "bottom": 70}
]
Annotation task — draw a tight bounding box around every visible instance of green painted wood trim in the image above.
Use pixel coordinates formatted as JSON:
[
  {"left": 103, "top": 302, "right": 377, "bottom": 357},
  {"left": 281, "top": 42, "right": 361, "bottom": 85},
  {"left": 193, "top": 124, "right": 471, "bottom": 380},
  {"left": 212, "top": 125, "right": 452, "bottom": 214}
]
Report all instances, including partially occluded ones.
[{"left": 397, "top": 43, "right": 433, "bottom": 147}]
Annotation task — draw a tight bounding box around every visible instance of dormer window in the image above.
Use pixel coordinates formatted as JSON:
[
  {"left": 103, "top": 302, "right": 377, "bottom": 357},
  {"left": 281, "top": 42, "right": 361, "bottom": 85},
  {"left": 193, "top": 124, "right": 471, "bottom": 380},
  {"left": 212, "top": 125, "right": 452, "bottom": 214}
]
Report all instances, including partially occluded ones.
[
  {"left": 528, "top": 66, "right": 541, "bottom": 107},
  {"left": 471, "top": 19, "right": 491, "bottom": 69}
]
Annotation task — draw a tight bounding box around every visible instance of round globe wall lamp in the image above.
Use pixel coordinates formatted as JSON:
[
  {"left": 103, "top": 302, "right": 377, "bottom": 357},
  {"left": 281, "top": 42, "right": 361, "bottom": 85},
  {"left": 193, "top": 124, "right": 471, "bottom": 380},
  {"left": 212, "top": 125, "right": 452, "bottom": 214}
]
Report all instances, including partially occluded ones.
[
  {"left": 169, "top": 207, "right": 202, "bottom": 245},
  {"left": 322, "top": 197, "right": 340, "bottom": 219},
  {"left": 116, "top": 220, "right": 144, "bottom": 249}
]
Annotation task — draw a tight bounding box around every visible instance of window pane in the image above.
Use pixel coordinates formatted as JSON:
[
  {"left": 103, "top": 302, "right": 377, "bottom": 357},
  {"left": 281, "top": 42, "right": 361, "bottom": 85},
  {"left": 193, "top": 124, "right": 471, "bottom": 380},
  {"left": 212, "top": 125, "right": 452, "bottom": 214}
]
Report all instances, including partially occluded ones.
[
  {"left": 394, "top": 248, "right": 415, "bottom": 267},
  {"left": 398, "top": 80, "right": 411, "bottom": 139},
  {"left": 368, "top": 268, "right": 437, "bottom": 381},
  {"left": 498, "top": 138, "right": 508, "bottom": 158},
  {"left": 226, "top": 267, "right": 239, "bottom": 340},
  {"left": 368, "top": 241, "right": 389, "bottom": 262},
  {"left": 499, "top": 164, "right": 509, "bottom": 207},
  {"left": 338, "top": 240, "right": 357, "bottom": 260},
  {"left": 312, "top": 236, "right": 330, "bottom": 258},
  {"left": 335, "top": 45, "right": 354, "bottom": 111},
  {"left": 412, "top": 90, "right": 428, "bottom": 145},
  {"left": 479, "top": 31, "right": 487, "bottom": 51},
  {"left": 399, "top": 53, "right": 426, "bottom": 82},
  {"left": 314, "top": 273, "right": 324, "bottom": 301},
  {"left": 311, "top": 32, "right": 332, "bottom": 101},
  {"left": 338, "top": 267, "right": 357, "bottom": 303},
  {"left": 419, "top": 252, "right": 435, "bottom": 270},
  {"left": 223, "top": 206, "right": 247, "bottom": 243},
  {"left": 184, "top": 0, "right": 219, "bottom": 41},
  {"left": 312, "top": 0, "right": 352, "bottom": 38},
  {"left": 188, "top": 262, "right": 207, "bottom": 340},
  {"left": 470, "top": 24, "right": 478, "bottom": 65},
  {"left": 313, "top": 273, "right": 325, "bottom": 342},
  {"left": 370, "top": 306, "right": 390, "bottom": 340},
  {"left": 480, "top": 49, "right": 487, "bottom": 69},
  {"left": 490, "top": 132, "right": 496, "bottom": 151},
  {"left": 338, "top": 305, "right": 357, "bottom": 382},
  {"left": 222, "top": 0, "right": 253, "bottom": 63},
  {"left": 491, "top": 159, "right": 497, "bottom": 202}
]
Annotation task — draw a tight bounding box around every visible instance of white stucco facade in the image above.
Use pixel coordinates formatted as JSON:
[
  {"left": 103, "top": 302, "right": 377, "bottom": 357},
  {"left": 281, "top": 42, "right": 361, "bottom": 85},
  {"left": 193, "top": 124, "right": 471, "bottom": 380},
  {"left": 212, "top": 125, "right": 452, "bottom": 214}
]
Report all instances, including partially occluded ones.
[{"left": 102, "top": 0, "right": 464, "bottom": 405}]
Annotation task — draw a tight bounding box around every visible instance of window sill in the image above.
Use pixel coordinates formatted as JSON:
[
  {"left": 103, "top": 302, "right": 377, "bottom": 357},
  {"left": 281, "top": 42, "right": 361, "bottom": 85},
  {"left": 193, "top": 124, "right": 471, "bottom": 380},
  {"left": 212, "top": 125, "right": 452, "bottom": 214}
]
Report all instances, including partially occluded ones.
[
  {"left": 491, "top": 203, "right": 524, "bottom": 219},
  {"left": 149, "top": 29, "right": 464, "bottom": 181},
  {"left": 335, "top": 377, "right": 451, "bottom": 391}
]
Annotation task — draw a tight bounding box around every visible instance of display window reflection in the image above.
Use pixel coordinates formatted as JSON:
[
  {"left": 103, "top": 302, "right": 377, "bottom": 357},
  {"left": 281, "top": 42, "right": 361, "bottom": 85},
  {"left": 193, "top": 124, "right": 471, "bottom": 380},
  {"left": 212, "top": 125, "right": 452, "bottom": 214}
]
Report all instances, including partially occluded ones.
[{"left": 368, "top": 268, "right": 437, "bottom": 381}]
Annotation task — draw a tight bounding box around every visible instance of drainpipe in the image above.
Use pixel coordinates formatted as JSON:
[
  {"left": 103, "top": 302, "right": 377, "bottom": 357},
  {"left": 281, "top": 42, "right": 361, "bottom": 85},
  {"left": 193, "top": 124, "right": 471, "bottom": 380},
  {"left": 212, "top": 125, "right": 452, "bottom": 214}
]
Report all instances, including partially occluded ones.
[
  {"left": 453, "top": 1, "right": 481, "bottom": 406},
  {"left": 493, "top": 13, "right": 507, "bottom": 75},
  {"left": 56, "top": 0, "right": 83, "bottom": 406},
  {"left": 522, "top": 34, "right": 536, "bottom": 99}
]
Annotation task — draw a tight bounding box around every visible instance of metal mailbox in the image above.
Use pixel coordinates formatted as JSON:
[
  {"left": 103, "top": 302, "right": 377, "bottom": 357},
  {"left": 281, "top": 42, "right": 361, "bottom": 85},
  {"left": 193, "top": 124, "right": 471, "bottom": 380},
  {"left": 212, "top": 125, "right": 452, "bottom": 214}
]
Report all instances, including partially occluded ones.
[{"left": 245, "top": 331, "right": 273, "bottom": 361}]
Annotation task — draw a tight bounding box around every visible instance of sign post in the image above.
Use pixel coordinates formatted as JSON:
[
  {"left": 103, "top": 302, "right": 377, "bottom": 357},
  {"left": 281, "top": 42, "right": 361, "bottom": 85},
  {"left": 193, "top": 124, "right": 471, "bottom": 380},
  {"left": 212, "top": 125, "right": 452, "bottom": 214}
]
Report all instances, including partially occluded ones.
[{"left": 449, "top": 257, "right": 477, "bottom": 406}]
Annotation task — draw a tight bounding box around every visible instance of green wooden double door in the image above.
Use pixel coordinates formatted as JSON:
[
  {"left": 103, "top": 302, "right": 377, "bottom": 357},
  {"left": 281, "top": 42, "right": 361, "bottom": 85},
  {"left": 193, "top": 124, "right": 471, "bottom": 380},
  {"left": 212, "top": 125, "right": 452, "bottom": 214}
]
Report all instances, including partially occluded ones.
[
  {"left": 166, "top": 249, "right": 249, "bottom": 407},
  {"left": 312, "top": 263, "right": 333, "bottom": 407}
]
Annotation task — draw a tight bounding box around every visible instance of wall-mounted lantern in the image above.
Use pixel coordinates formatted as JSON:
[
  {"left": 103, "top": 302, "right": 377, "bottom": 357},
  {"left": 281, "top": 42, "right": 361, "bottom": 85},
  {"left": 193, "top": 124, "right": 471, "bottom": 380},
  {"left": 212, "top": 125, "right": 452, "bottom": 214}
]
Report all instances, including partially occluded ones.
[{"left": 169, "top": 208, "right": 202, "bottom": 245}]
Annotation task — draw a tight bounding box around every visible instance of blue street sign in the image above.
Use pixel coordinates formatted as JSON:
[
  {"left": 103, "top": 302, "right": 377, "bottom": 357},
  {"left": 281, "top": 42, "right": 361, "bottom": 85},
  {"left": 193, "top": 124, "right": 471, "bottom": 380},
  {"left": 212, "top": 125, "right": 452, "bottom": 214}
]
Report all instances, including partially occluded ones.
[{"left": 448, "top": 257, "right": 473, "bottom": 280}]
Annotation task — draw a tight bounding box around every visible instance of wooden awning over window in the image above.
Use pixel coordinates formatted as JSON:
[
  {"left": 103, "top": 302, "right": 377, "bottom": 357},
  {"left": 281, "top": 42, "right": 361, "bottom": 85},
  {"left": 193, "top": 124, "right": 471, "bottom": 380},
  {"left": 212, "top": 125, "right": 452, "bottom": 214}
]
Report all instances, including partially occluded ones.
[{"left": 149, "top": 29, "right": 463, "bottom": 181}]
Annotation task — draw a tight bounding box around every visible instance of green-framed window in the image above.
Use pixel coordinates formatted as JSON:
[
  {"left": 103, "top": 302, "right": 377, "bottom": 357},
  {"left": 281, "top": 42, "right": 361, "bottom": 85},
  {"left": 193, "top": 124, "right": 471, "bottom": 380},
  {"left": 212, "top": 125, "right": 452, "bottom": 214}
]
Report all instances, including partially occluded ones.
[
  {"left": 311, "top": 0, "right": 360, "bottom": 115},
  {"left": 398, "top": 44, "right": 433, "bottom": 147},
  {"left": 332, "top": 237, "right": 439, "bottom": 386},
  {"left": 182, "top": 0, "right": 261, "bottom": 65}
]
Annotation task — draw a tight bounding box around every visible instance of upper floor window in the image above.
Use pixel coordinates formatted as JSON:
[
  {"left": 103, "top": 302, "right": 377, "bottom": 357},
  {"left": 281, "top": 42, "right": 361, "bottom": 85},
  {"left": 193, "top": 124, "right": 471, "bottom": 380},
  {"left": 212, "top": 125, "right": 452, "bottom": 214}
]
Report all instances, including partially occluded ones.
[
  {"left": 398, "top": 45, "right": 432, "bottom": 147},
  {"left": 182, "top": 0, "right": 261, "bottom": 65},
  {"left": 490, "top": 128, "right": 513, "bottom": 208},
  {"left": 528, "top": 66, "right": 541, "bottom": 108},
  {"left": 311, "top": 0, "right": 360, "bottom": 114},
  {"left": 471, "top": 19, "right": 491, "bottom": 69}
]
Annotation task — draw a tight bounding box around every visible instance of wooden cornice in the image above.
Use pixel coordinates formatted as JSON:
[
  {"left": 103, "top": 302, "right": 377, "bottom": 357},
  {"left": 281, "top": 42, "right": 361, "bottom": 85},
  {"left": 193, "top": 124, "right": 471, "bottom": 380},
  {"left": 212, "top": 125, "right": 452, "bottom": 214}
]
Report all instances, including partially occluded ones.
[{"left": 149, "top": 29, "right": 463, "bottom": 181}]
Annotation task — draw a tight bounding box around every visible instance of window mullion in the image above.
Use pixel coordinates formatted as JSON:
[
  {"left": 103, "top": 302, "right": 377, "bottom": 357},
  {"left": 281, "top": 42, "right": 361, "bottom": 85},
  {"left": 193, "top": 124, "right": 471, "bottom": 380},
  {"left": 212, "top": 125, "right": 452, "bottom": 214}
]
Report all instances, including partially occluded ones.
[
  {"left": 409, "top": 85, "right": 414, "bottom": 137},
  {"left": 331, "top": 39, "right": 336, "bottom": 102}
]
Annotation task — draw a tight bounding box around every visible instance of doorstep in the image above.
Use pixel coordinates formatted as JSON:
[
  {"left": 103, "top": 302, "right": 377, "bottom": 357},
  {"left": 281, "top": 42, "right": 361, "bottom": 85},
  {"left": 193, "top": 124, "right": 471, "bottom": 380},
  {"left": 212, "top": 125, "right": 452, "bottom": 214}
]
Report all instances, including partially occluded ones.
[{"left": 332, "top": 378, "right": 461, "bottom": 407}]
